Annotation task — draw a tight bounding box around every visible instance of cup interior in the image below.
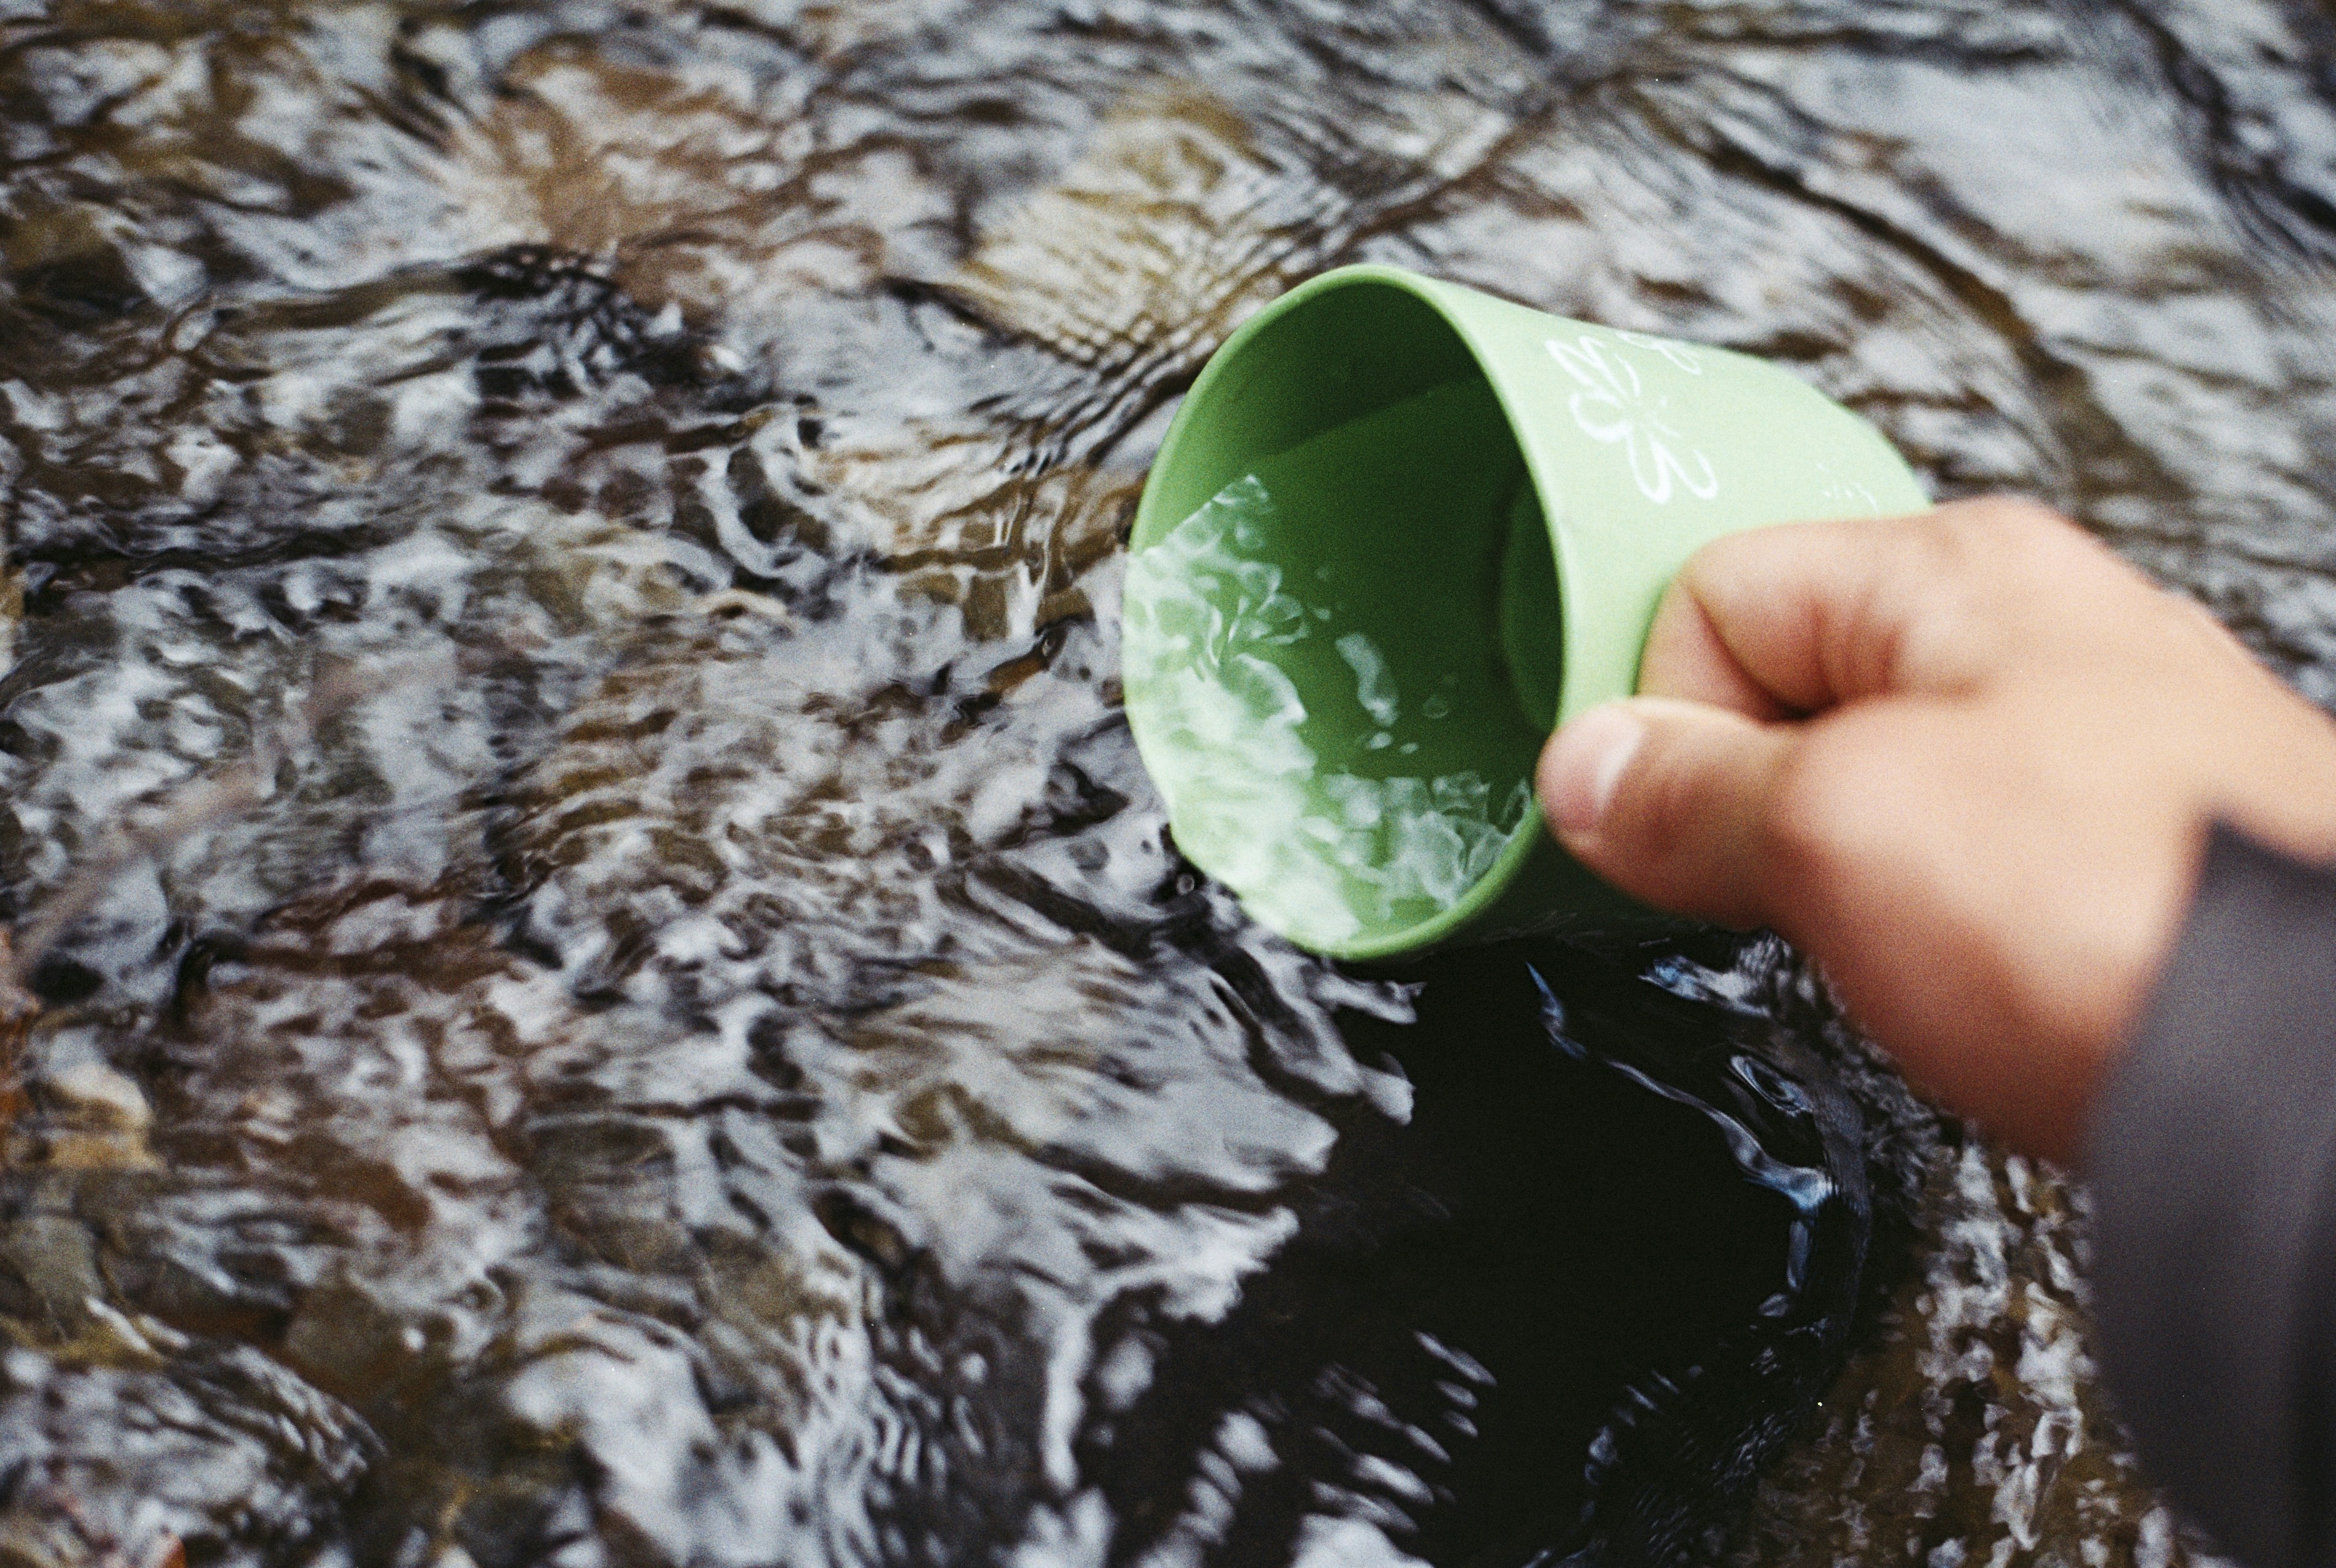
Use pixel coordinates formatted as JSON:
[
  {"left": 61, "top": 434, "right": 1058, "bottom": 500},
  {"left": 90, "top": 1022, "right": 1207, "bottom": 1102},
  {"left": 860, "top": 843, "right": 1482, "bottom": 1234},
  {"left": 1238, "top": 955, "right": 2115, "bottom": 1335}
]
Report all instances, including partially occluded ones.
[{"left": 1125, "top": 278, "right": 1563, "bottom": 957}]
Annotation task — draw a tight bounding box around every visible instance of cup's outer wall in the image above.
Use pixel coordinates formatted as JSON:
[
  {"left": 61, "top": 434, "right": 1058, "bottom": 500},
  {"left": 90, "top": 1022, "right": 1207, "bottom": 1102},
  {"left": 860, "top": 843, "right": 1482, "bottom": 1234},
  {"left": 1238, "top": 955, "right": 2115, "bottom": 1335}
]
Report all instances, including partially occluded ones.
[
  {"left": 1128, "top": 264, "right": 1929, "bottom": 959},
  {"left": 1407, "top": 272, "right": 1929, "bottom": 736}
]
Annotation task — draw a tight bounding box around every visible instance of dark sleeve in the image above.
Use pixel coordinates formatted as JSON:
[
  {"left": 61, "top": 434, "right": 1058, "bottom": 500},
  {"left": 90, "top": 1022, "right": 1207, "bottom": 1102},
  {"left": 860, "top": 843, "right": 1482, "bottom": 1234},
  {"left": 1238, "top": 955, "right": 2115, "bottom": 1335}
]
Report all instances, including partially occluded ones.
[{"left": 2088, "top": 825, "right": 2336, "bottom": 1568}]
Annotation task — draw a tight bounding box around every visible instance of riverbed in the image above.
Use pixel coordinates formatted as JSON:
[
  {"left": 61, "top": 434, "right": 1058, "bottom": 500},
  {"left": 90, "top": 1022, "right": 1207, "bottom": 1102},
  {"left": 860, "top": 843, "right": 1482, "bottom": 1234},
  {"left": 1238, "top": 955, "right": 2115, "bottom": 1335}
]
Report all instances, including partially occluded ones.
[{"left": 0, "top": 3, "right": 2322, "bottom": 1564}]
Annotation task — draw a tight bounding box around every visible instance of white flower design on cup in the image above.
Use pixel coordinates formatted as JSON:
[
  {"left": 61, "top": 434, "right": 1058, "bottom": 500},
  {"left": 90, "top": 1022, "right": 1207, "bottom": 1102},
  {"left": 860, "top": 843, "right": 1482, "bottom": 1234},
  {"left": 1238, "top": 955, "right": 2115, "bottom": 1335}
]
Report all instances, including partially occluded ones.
[
  {"left": 1814, "top": 461, "right": 1883, "bottom": 515},
  {"left": 1612, "top": 328, "right": 1706, "bottom": 376},
  {"left": 1546, "top": 334, "right": 1720, "bottom": 505}
]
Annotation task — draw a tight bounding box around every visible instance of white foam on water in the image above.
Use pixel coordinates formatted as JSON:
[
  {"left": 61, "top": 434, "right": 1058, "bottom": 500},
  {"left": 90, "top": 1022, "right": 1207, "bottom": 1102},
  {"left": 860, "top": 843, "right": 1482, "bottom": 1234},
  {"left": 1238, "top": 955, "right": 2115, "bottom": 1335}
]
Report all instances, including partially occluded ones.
[
  {"left": 1124, "top": 475, "right": 1531, "bottom": 950},
  {"left": 1336, "top": 632, "right": 1400, "bottom": 727}
]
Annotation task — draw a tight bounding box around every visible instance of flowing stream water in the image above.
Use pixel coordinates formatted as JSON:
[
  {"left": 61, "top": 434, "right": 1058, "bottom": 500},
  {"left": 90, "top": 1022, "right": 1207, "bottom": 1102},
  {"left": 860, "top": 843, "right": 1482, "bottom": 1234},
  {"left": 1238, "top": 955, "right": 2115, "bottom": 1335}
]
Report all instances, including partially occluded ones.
[{"left": 0, "top": 2, "right": 2326, "bottom": 1564}]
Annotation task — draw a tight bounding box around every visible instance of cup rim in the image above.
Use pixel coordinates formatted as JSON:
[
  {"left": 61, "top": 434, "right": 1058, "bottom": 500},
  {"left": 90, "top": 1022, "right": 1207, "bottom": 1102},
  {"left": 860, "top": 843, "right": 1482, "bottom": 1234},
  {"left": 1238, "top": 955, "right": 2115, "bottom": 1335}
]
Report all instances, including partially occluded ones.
[{"left": 1128, "top": 262, "right": 1561, "bottom": 962}]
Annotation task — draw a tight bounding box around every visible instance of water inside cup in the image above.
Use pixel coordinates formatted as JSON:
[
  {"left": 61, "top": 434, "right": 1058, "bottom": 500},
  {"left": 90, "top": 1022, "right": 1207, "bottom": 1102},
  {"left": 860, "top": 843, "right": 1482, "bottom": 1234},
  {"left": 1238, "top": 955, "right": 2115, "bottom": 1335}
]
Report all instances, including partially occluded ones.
[{"left": 1123, "top": 378, "right": 1561, "bottom": 952}]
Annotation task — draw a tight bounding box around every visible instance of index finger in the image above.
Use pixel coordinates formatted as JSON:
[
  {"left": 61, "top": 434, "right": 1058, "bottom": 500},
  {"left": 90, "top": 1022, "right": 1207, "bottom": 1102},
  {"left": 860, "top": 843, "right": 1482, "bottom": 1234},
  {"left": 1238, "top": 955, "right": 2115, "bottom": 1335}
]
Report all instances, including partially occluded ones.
[{"left": 1635, "top": 499, "right": 2116, "bottom": 716}]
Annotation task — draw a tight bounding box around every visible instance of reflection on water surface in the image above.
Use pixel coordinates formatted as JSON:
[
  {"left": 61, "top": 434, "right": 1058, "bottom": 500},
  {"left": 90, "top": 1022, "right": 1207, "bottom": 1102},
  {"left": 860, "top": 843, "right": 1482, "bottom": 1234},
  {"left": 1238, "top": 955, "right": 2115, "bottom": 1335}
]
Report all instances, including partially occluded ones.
[{"left": 0, "top": 1, "right": 2321, "bottom": 1563}]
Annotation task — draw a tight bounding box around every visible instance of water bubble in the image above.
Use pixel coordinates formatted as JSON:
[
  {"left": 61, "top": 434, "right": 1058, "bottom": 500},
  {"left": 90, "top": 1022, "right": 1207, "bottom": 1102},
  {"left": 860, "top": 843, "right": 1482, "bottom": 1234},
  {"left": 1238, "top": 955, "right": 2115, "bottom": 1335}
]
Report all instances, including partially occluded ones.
[{"left": 1337, "top": 632, "right": 1401, "bottom": 728}]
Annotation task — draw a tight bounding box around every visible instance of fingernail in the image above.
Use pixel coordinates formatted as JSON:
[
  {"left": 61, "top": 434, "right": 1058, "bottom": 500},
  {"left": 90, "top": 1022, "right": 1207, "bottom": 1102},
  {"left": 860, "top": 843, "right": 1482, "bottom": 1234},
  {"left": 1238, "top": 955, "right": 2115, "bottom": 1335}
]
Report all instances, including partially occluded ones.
[{"left": 1546, "top": 705, "right": 1646, "bottom": 836}]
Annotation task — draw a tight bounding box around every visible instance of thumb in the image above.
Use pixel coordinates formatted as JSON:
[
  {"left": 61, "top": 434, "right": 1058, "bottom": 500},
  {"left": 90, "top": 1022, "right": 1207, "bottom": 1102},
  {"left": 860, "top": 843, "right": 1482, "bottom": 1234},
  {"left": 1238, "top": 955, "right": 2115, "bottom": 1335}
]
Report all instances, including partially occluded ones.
[{"left": 1538, "top": 697, "right": 1801, "bottom": 929}]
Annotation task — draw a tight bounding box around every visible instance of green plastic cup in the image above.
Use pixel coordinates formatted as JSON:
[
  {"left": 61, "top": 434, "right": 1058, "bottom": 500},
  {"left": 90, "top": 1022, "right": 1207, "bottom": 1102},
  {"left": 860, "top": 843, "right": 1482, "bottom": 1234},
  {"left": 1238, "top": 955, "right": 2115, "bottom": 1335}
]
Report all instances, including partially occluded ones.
[{"left": 1121, "top": 263, "right": 1926, "bottom": 961}]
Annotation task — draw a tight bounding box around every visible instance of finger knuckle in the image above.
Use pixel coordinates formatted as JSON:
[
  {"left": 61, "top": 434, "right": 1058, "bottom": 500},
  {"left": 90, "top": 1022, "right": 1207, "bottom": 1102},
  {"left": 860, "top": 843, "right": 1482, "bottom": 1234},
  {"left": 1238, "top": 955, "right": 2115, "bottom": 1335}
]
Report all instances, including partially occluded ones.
[
  {"left": 1761, "top": 739, "right": 1872, "bottom": 894},
  {"left": 1637, "top": 735, "right": 1718, "bottom": 851},
  {"left": 1889, "top": 501, "right": 2111, "bottom": 670},
  {"left": 1929, "top": 496, "right": 2089, "bottom": 571}
]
